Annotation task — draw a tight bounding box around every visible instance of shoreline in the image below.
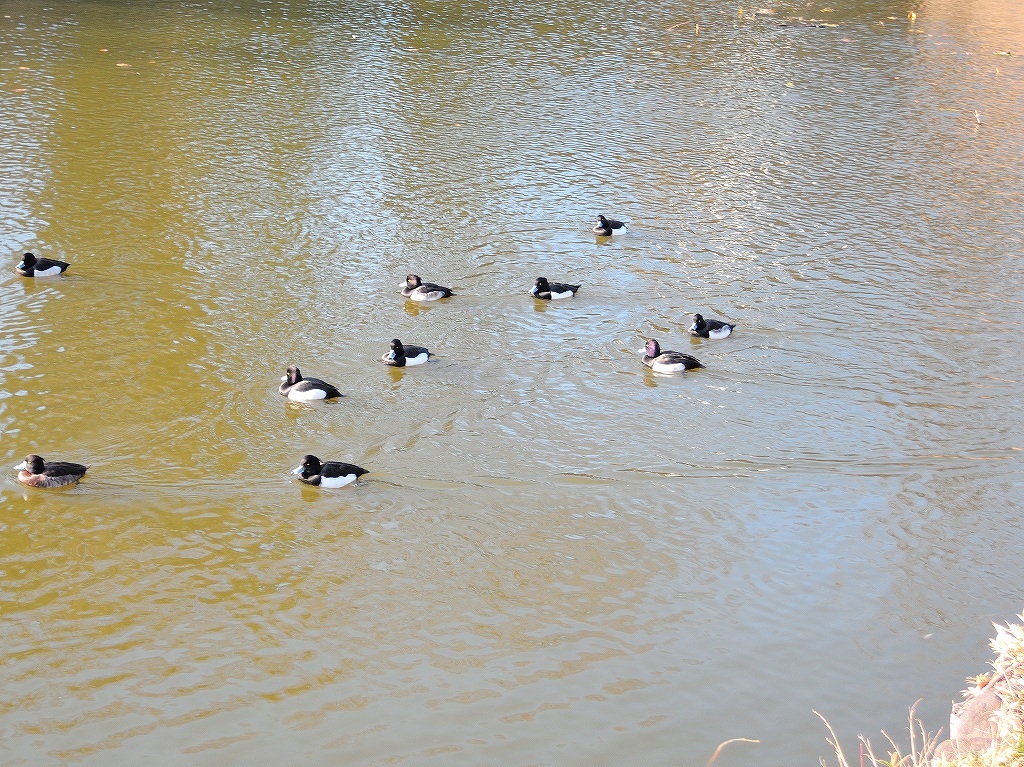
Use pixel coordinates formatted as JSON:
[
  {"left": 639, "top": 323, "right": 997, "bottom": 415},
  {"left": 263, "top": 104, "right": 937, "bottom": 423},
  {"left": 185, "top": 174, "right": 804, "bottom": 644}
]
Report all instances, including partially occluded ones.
[{"left": 821, "top": 613, "right": 1024, "bottom": 767}]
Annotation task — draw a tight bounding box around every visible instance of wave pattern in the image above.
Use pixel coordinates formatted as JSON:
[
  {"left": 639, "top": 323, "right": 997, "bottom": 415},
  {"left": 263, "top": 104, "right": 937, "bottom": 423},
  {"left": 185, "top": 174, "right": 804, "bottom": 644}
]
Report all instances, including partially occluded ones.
[{"left": 1, "top": 2, "right": 1023, "bottom": 766}]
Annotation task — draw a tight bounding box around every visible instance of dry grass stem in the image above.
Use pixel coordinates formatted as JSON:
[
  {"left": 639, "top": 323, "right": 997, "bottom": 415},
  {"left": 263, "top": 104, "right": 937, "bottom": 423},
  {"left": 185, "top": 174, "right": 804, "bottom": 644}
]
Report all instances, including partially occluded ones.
[{"left": 707, "top": 737, "right": 760, "bottom": 765}]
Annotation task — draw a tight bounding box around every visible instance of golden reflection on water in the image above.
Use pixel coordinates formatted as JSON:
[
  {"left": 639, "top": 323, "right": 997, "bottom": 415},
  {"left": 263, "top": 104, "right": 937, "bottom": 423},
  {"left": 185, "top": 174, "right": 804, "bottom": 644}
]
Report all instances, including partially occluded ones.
[{"left": 1, "top": 1, "right": 1023, "bottom": 765}]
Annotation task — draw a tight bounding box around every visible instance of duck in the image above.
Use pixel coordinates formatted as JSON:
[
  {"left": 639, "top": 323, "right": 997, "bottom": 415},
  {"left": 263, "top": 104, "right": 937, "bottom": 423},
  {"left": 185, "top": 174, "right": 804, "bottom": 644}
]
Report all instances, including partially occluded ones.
[
  {"left": 16, "top": 252, "right": 70, "bottom": 277},
  {"left": 531, "top": 276, "right": 581, "bottom": 300},
  {"left": 14, "top": 454, "right": 88, "bottom": 488},
  {"left": 401, "top": 274, "right": 454, "bottom": 301},
  {"left": 593, "top": 215, "right": 628, "bottom": 236},
  {"left": 689, "top": 313, "right": 736, "bottom": 339},
  {"left": 279, "top": 365, "right": 343, "bottom": 401},
  {"left": 292, "top": 454, "right": 368, "bottom": 488},
  {"left": 382, "top": 339, "right": 431, "bottom": 367},
  {"left": 640, "top": 339, "right": 703, "bottom": 373}
]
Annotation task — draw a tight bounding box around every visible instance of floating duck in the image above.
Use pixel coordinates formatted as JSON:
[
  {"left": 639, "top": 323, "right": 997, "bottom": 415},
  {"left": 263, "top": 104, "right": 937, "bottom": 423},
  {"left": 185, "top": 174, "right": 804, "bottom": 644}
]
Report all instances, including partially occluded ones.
[
  {"left": 279, "top": 365, "right": 343, "bottom": 401},
  {"left": 640, "top": 339, "right": 703, "bottom": 373},
  {"left": 382, "top": 339, "right": 431, "bottom": 367},
  {"left": 16, "top": 252, "right": 70, "bottom": 277},
  {"left": 292, "top": 454, "right": 367, "bottom": 488},
  {"left": 593, "top": 215, "right": 628, "bottom": 236},
  {"left": 531, "top": 276, "right": 581, "bottom": 300},
  {"left": 401, "top": 274, "right": 454, "bottom": 301},
  {"left": 14, "top": 454, "right": 88, "bottom": 488},
  {"left": 689, "top": 313, "right": 736, "bottom": 339}
]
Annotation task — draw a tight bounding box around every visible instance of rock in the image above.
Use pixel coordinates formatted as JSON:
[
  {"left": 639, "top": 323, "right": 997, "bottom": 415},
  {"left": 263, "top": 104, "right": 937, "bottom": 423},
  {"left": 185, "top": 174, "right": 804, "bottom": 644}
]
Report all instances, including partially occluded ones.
[{"left": 931, "top": 685, "right": 1001, "bottom": 762}]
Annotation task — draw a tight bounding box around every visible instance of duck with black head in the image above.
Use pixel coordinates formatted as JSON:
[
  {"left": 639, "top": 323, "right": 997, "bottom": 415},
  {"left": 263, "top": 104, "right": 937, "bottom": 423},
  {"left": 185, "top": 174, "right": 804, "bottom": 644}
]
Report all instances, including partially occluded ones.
[
  {"left": 640, "top": 339, "right": 703, "bottom": 374},
  {"left": 689, "top": 313, "right": 736, "bottom": 339},
  {"left": 292, "top": 454, "right": 368, "bottom": 488},
  {"left": 531, "top": 277, "right": 581, "bottom": 300},
  {"left": 279, "top": 365, "right": 343, "bottom": 401},
  {"left": 15, "top": 454, "right": 88, "bottom": 488},
  {"left": 16, "top": 252, "right": 70, "bottom": 277},
  {"left": 593, "top": 215, "right": 628, "bottom": 236},
  {"left": 401, "top": 274, "right": 454, "bottom": 302},
  {"left": 382, "top": 339, "right": 431, "bottom": 367}
]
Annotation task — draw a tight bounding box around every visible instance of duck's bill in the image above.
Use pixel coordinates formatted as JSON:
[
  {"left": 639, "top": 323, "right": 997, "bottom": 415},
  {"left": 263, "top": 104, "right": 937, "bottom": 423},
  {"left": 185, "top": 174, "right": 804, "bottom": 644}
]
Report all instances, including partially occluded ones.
[
  {"left": 291, "top": 465, "right": 304, "bottom": 475},
  {"left": 13, "top": 461, "right": 26, "bottom": 470}
]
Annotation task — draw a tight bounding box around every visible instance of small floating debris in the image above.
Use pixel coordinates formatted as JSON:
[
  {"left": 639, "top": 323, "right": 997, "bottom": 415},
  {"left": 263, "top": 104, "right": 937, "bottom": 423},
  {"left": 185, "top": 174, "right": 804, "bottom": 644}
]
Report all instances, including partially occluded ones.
[{"left": 116, "top": 62, "right": 132, "bottom": 67}]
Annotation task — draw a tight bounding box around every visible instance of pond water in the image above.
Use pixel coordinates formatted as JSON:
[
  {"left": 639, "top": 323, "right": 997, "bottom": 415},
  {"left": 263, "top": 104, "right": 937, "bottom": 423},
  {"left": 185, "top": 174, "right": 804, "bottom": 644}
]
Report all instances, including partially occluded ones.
[{"left": 1, "top": 1, "right": 1022, "bottom": 765}]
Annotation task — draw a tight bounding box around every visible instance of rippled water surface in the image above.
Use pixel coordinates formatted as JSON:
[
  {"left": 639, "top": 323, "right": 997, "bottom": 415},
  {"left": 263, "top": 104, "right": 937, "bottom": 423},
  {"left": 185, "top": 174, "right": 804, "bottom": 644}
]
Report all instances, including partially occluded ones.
[{"left": 1, "top": 1, "right": 1023, "bottom": 765}]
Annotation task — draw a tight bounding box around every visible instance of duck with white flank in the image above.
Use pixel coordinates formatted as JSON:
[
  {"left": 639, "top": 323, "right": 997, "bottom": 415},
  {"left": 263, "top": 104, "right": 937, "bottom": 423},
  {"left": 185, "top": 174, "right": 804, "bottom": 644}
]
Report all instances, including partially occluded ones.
[
  {"left": 15, "top": 454, "right": 88, "bottom": 488},
  {"left": 292, "top": 454, "right": 368, "bottom": 488},
  {"left": 382, "top": 339, "right": 431, "bottom": 367},
  {"left": 279, "top": 365, "right": 343, "bottom": 401},
  {"left": 593, "top": 215, "right": 628, "bottom": 236},
  {"left": 15, "top": 252, "right": 71, "bottom": 277},
  {"left": 689, "top": 313, "right": 736, "bottom": 339},
  {"left": 401, "top": 274, "right": 454, "bottom": 301},
  {"left": 640, "top": 339, "right": 703, "bottom": 374},
  {"left": 531, "top": 276, "right": 580, "bottom": 300}
]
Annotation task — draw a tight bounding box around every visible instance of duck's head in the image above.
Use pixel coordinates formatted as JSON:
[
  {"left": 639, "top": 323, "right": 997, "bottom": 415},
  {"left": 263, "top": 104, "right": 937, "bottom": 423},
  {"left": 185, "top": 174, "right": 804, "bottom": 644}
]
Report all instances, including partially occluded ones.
[
  {"left": 596, "top": 215, "right": 608, "bottom": 226},
  {"left": 283, "top": 365, "right": 302, "bottom": 384},
  {"left": 533, "top": 277, "right": 550, "bottom": 293},
  {"left": 18, "top": 253, "right": 36, "bottom": 270},
  {"left": 15, "top": 454, "right": 44, "bottom": 472},
  {"left": 691, "top": 314, "right": 705, "bottom": 330},
  {"left": 645, "top": 339, "right": 662, "bottom": 357},
  {"left": 293, "top": 454, "right": 322, "bottom": 477},
  {"left": 405, "top": 274, "right": 422, "bottom": 289}
]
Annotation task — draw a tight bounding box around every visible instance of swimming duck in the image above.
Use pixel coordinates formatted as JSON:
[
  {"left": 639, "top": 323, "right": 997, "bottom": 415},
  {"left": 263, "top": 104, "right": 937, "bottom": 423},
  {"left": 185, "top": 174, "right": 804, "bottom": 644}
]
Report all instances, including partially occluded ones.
[
  {"left": 593, "top": 215, "right": 628, "bottom": 236},
  {"left": 14, "top": 454, "right": 88, "bottom": 488},
  {"left": 279, "top": 365, "right": 343, "bottom": 401},
  {"left": 531, "top": 277, "right": 581, "bottom": 300},
  {"left": 689, "top": 313, "right": 736, "bottom": 339},
  {"left": 292, "top": 454, "right": 368, "bottom": 488},
  {"left": 382, "top": 339, "right": 431, "bottom": 367},
  {"left": 16, "top": 252, "right": 70, "bottom": 277},
  {"left": 640, "top": 339, "right": 703, "bottom": 373},
  {"left": 401, "top": 274, "right": 454, "bottom": 301}
]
